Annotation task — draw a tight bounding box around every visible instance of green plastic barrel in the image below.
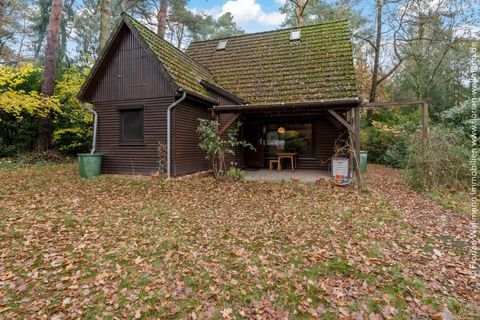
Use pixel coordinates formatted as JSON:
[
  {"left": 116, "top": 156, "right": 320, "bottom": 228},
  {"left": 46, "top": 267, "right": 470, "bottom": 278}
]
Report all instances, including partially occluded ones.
[
  {"left": 359, "top": 151, "right": 368, "bottom": 173},
  {"left": 78, "top": 153, "right": 102, "bottom": 178}
]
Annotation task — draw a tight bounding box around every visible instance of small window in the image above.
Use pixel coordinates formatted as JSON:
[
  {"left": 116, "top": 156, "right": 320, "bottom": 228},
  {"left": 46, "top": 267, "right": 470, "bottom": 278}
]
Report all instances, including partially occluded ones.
[
  {"left": 120, "top": 108, "right": 144, "bottom": 143},
  {"left": 217, "top": 39, "right": 228, "bottom": 50},
  {"left": 290, "top": 29, "right": 301, "bottom": 41}
]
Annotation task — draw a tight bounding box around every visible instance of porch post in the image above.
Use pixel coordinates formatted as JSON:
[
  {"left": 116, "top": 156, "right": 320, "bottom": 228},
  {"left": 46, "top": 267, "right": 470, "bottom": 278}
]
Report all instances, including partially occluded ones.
[
  {"left": 422, "top": 101, "right": 429, "bottom": 145},
  {"left": 354, "top": 106, "right": 362, "bottom": 188},
  {"left": 347, "top": 110, "right": 354, "bottom": 179}
]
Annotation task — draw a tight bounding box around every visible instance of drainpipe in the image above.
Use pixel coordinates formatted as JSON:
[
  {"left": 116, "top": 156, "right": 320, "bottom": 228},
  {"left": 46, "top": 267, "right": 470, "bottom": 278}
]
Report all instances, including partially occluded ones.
[
  {"left": 80, "top": 103, "right": 98, "bottom": 154},
  {"left": 167, "top": 91, "right": 187, "bottom": 178}
]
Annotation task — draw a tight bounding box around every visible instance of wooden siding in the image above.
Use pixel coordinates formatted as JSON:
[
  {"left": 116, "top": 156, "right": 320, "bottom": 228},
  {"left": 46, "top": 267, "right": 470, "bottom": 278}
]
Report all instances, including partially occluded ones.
[
  {"left": 302, "top": 117, "right": 345, "bottom": 170},
  {"left": 217, "top": 113, "right": 241, "bottom": 168},
  {"left": 88, "top": 26, "right": 174, "bottom": 102},
  {"left": 172, "top": 100, "right": 210, "bottom": 176},
  {"left": 208, "top": 91, "right": 240, "bottom": 106},
  {"left": 95, "top": 97, "right": 174, "bottom": 174}
]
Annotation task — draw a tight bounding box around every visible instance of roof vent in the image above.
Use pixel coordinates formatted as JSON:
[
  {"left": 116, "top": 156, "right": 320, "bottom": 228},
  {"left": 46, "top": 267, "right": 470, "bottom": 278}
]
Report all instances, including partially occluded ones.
[
  {"left": 290, "top": 29, "right": 301, "bottom": 41},
  {"left": 216, "top": 39, "right": 228, "bottom": 50}
]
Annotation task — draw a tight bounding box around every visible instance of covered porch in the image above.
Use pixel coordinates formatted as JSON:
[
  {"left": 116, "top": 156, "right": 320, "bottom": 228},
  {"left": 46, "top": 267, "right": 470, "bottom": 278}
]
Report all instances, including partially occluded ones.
[{"left": 212, "top": 99, "right": 362, "bottom": 184}]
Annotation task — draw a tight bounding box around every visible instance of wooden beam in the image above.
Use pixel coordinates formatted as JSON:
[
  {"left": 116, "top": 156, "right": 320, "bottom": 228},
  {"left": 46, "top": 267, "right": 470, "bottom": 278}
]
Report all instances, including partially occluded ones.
[
  {"left": 354, "top": 106, "right": 362, "bottom": 188},
  {"left": 363, "top": 100, "right": 426, "bottom": 108},
  {"left": 326, "top": 115, "right": 343, "bottom": 130},
  {"left": 219, "top": 113, "right": 240, "bottom": 136},
  {"left": 355, "top": 106, "right": 360, "bottom": 159},
  {"left": 328, "top": 109, "right": 355, "bottom": 134},
  {"left": 422, "top": 102, "right": 429, "bottom": 145},
  {"left": 347, "top": 110, "right": 354, "bottom": 179}
]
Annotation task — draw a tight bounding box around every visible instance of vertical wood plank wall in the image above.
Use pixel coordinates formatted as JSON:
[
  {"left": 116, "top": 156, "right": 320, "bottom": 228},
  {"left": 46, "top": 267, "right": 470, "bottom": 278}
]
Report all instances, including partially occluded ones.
[
  {"left": 172, "top": 100, "right": 210, "bottom": 176},
  {"left": 89, "top": 27, "right": 174, "bottom": 102},
  {"left": 95, "top": 97, "right": 174, "bottom": 174}
]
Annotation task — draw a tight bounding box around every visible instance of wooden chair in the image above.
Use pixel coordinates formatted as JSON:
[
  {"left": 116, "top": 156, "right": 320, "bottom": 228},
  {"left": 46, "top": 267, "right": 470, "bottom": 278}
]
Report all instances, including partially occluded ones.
[
  {"left": 269, "top": 159, "right": 280, "bottom": 171},
  {"left": 277, "top": 153, "right": 296, "bottom": 171}
]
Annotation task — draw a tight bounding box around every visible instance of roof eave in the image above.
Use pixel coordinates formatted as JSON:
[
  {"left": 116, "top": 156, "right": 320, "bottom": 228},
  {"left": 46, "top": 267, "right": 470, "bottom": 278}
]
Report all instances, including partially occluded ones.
[
  {"left": 178, "top": 88, "right": 220, "bottom": 106},
  {"left": 198, "top": 79, "right": 246, "bottom": 105}
]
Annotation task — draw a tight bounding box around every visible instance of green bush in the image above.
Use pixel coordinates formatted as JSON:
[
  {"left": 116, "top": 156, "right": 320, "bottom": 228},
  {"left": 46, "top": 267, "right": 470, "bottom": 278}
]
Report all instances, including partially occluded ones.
[
  {"left": 0, "top": 112, "right": 40, "bottom": 156},
  {"left": 360, "top": 126, "right": 393, "bottom": 163},
  {"left": 382, "top": 137, "right": 408, "bottom": 168},
  {"left": 440, "top": 100, "right": 480, "bottom": 141},
  {"left": 52, "top": 127, "right": 92, "bottom": 154},
  {"left": 226, "top": 167, "right": 246, "bottom": 181},
  {"left": 197, "top": 119, "right": 254, "bottom": 179},
  {"left": 404, "top": 125, "right": 471, "bottom": 191},
  {"left": 361, "top": 120, "right": 418, "bottom": 168},
  {"left": 0, "top": 137, "right": 17, "bottom": 157},
  {"left": 52, "top": 68, "right": 93, "bottom": 155}
]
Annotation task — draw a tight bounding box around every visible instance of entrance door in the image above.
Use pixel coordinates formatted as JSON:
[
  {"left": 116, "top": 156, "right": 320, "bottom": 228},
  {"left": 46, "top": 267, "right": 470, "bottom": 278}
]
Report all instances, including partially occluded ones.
[{"left": 244, "top": 123, "right": 264, "bottom": 167}]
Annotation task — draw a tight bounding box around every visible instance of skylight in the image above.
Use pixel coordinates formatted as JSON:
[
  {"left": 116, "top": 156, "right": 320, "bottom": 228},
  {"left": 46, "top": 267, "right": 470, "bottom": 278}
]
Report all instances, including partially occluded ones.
[
  {"left": 217, "top": 39, "right": 228, "bottom": 50},
  {"left": 290, "top": 29, "right": 301, "bottom": 41}
]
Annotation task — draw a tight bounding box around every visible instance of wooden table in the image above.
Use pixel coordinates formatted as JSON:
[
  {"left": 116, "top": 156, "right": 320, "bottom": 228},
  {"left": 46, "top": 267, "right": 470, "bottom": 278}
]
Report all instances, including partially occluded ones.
[{"left": 276, "top": 152, "right": 297, "bottom": 171}]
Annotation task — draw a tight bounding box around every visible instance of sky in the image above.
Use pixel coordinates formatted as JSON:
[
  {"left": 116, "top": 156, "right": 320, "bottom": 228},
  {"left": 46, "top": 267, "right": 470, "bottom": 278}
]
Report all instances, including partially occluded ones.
[
  {"left": 187, "top": 0, "right": 378, "bottom": 33},
  {"left": 189, "top": 0, "right": 289, "bottom": 33}
]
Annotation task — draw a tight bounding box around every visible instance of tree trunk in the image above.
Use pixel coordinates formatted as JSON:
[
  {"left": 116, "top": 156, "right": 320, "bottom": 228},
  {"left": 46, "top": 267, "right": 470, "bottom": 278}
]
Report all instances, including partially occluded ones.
[
  {"left": 37, "top": 0, "right": 63, "bottom": 152},
  {"left": 157, "top": 0, "right": 168, "bottom": 38},
  {"left": 0, "top": 0, "right": 5, "bottom": 18},
  {"left": 295, "top": 0, "right": 304, "bottom": 26},
  {"left": 98, "top": 0, "right": 112, "bottom": 52},
  {"left": 367, "top": 0, "right": 383, "bottom": 121}
]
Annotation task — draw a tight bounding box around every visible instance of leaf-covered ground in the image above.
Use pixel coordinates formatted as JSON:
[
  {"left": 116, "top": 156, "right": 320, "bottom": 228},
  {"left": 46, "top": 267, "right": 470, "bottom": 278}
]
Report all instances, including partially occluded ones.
[{"left": 0, "top": 163, "right": 478, "bottom": 319}]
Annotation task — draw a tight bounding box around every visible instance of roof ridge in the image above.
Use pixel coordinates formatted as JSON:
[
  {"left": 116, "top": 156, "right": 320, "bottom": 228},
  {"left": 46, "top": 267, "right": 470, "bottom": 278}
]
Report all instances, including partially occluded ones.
[
  {"left": 189, "top": 19, "right": 350, "bottom": 44},
  {"left": 121, "top": 12, "right": 213, "bottom": 76}
]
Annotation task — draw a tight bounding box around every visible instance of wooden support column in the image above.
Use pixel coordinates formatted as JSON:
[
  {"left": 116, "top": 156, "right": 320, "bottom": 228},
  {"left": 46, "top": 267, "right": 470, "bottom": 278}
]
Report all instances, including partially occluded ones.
[
  {"left": 422, "top": 102, "right": 429, "bottom": 145},
  {"left": 219, "top": 113, "right": 241, "bottom": 136},
  {"left": 354, "top": 106, "right": 362, "bottom": 188},
  {"left": 354, "top": 106, "right": 360, "bottom": 159},
  {"left": 328, "top": 109, "right": 355, "bottom": 133},
  {"left": 347, "top": 110, "right": 354, "bottom": 179}
]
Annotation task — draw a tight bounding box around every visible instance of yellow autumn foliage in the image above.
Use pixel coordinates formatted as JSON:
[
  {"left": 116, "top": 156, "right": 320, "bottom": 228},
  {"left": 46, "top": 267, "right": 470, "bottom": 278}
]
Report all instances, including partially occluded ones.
[
  {"left": 0, "top": 90, "right": 60, "bottom": 117},
  {"left": 0, "top": 63, "right": 60, "bottom": 117}
]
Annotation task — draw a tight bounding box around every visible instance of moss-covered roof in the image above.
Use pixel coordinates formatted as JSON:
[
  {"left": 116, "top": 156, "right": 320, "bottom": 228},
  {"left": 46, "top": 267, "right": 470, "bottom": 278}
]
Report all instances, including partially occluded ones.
[
  {"left": 80, "top": 14, "right": 358, "bottom": 104},
  {"left": 123, "top": 14, "right": 216, "bottom": 98},
  {"left": 186, "top": 20, "right": 358, "bottom": 104}
]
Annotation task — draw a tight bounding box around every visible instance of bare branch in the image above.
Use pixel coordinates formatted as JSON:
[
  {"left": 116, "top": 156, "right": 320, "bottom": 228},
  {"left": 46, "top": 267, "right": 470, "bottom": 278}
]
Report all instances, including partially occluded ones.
[{"left": 353, "top": 34, "right": 376, "bottom": 50}]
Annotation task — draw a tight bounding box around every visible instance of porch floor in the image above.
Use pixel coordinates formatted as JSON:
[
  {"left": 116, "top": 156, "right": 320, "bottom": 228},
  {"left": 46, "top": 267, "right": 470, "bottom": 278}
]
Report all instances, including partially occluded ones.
[{"left": 244, "top": 169, "right": 331, "bottom": 183}]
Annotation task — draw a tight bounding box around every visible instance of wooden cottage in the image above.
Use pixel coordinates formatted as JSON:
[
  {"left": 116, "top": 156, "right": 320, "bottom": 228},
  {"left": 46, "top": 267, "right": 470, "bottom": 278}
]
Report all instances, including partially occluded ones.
[{"left": 78, "top": 13, "right": 361, "bottom": 177}]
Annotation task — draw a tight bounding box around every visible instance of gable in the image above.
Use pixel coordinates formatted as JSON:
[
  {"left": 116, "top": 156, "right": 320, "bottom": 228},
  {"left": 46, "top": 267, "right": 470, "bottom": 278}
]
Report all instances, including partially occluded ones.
[
  {"left": 186, "top": 20, "right": 358, "bottom": 105},
  {"left": 81, "top": 26, "right": 176, "bottom": 102},
  {"left": 124, "top": 15, "right": 216, "bottom": 99}
]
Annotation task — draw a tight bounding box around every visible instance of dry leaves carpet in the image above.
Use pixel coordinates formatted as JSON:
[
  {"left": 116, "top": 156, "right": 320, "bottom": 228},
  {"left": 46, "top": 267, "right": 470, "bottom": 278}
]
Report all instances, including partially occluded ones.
[{"left": 0, "top": 163, "right": 478, "bottom": 319}]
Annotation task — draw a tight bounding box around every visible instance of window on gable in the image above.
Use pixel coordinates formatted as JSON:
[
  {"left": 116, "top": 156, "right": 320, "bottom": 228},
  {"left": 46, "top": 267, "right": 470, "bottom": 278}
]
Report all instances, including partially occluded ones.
[
  {"left": 290, "top": 29, "right": 301, "bottom": 41},
  {"left": 217, "top": 39, "right": 228, "bottom": 50},
  {"left": 120, "top": 108, "right": 144, "bottom": 143}
]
